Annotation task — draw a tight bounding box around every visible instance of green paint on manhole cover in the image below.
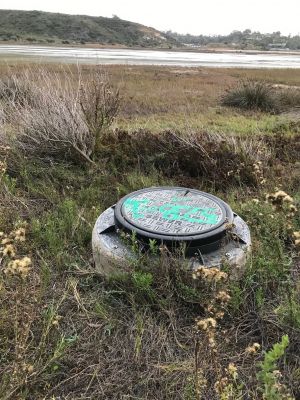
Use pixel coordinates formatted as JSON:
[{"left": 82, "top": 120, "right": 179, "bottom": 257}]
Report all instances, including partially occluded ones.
[{"left": 121, "top": 188, "right": 225, "bottom": 236}]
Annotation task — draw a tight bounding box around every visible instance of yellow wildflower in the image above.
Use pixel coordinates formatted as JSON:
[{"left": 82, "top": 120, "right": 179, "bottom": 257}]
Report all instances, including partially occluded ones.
[
  {"left": 216, "top": 290, "right": 231, "bottom": 303},
  {"left": 245, "top": 342, "right": 261, "bottom": 354},
  {"left": 1, "top": 238, "right": 12, "bottom": 245},
  {"left": 196, "top": 317, "right": 217, "bottom": 331},
  {"left": 227, "top": 363, "right": 238, "bottom": 376},
  {"left": 193, "top": 266, "right": 228, "bottom": 282},
  {"left": 2, "top": 244, "right": 16, "bottom": 257},
  {"left": 5, "top": 257, "right": 32, "bottom": 278},
  {"left": 14, "top": 228, "right": 26, "bottom": 242}
]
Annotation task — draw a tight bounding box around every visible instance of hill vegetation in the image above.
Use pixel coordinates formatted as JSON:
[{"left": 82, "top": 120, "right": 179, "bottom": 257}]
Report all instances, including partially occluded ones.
[
  {"left": 0, "top": 9, "right": 178, "bottom": 47},
  {"left": 1, "top": 9, "right": 299, "bottom": 52}
]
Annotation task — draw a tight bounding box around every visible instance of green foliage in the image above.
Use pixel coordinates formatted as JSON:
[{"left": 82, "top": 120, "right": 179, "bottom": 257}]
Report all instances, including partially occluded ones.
[
  {"left": 183, "top": 376, "right": 198, "bottom": 400},
  {"left": 32, "top": 199, "right": 90, "bottom": 258},
  {"left": 149, "top": 239, "right": 158, "bottom": 255},
  {"left": 132, "top": 271, "right": 153, "bottom": 293},
  {"left": 257, "top": 335, "right": 292, "bottom": 400},
  {"left": 130, "top": 231, "right": 139, "bottom": 254},
  {"left": 276, "top": 289, "right": 300, "bottom": 329},
  {"left": 228, "top": 195, "right": 296, "bottom": 318},
  {"left": 221, "top": 79, "right": 278, "bottom": 112},
  {"left": 235, "top": 215, "right": 288, "bottom": 298}
]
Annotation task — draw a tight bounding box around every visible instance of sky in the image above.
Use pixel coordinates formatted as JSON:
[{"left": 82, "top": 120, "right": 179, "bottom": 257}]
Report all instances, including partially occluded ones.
[{"left": 0, "top": 0, "right": 299, "bottom": 36}]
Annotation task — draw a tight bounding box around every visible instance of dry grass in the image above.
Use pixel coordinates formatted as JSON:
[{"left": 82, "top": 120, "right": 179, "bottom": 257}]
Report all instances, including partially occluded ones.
[{"left": 0, "top": 63, "right": 299, "bottom": 124}]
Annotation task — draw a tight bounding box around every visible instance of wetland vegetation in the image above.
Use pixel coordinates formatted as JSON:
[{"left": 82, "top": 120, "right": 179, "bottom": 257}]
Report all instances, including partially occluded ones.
[{"left": 0, "top": 63, "right": 299, "bottom": 399}]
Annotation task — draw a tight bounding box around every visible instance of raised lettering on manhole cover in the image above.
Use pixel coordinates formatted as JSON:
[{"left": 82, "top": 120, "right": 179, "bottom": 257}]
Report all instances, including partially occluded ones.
[{"left": 122, "top": 189, "right": 224, "bottom": 235}]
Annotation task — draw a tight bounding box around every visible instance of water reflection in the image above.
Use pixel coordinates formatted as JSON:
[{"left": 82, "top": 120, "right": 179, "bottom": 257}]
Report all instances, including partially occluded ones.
[{"left": 0, "top": 45, "right": 300, "bottom": 68}]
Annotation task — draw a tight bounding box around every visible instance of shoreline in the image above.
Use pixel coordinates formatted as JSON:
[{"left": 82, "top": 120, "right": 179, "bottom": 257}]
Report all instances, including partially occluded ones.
[{"left": 0, "top": 41, "right": 300, "bottom": 56}]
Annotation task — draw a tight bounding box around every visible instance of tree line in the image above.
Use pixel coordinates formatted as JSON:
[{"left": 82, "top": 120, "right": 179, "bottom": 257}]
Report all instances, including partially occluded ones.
[{"left": 167, "top": 29, "right": 300, "bottom": 50}]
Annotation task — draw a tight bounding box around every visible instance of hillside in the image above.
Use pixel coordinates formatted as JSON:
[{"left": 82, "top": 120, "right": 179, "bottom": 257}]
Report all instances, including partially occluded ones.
[{"left": 0, "top": 9, "right": 178, "bottom": 47}]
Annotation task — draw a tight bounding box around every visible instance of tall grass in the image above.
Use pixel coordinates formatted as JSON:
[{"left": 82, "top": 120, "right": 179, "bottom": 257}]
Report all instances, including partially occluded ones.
[
  {"left": 221, "top": 79, "right": 300, "bottom": 114},
  {"left": 221, "top": 79, "right": 278, "bottom": 112}
]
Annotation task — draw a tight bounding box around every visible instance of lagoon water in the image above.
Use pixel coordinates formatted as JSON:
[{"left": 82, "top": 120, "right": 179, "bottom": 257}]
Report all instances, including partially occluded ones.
[{"left": 0, "top": 44, "right": 300, "bottom": 68}]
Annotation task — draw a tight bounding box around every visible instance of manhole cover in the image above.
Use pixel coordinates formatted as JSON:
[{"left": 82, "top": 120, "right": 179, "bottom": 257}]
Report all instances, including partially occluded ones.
[{"left": 114, "top": 187, "right": 234, "bottom": 253}]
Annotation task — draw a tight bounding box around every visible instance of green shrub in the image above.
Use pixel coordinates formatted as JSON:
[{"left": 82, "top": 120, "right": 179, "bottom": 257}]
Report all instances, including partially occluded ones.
[
  {"left": 132, "top": 271, "right": 153, "bottom": 292},
  {"left": 257, "top": 335, "right": 293, "bottom": 400},
  {"left": 221, "top": 79, "right": 278, "bottom": 112}
]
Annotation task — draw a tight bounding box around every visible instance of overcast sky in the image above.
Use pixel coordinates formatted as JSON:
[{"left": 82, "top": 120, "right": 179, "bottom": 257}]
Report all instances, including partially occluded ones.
[{"left": 0, "top": 0, "right": 299, "bottom": 36}]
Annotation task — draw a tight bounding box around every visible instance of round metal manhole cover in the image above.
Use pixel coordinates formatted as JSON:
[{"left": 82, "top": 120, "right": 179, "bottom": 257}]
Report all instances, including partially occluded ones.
[
  {"left": 121, "top": 188, "right": 225, "bottom": 235},
  {"left": 94, "top": 187, "right": 251, "bottom": 273},
  {"left": 114, "top": 188, "right": 233, "bottom": 248}
]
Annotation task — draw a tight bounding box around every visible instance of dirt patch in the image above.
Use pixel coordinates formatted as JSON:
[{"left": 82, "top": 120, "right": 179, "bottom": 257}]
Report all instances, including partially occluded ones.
[{"left": 170, "top": 69, "right": 201, "bottom": 75}]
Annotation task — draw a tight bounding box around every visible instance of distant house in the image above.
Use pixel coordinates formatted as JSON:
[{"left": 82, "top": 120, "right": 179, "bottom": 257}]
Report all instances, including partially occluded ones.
[
  {"left": 182, "top": 43, "right": 202, "bottom": 48},
  {"left": 267, "top": 43, "right": 287, "bottom": 49}
]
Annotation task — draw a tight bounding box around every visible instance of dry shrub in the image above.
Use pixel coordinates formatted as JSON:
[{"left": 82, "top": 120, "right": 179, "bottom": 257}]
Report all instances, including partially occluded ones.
[
  {"left": 79, "top": 74, "right": 120, "bottom": 152},
  {"left": 161, "top": 131, "right": 268, "bottom": 182},
  {"left": 265, "top": 133, "right": 300, "bottom": 163},
  {"left": 102, "top": 129, "right": 270, "bottom": 188},
  {"left": 0, "top": 71, "right": 38, "bottom": 107},
  {"left": 0, "top": 143, "right": 11, "bottom": 222},
  {"left": 277, "top": 88, "right": 300, "bottom": 110},
  {"left": 1, "top": 67, "right": 120, "bottom": 164}
]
